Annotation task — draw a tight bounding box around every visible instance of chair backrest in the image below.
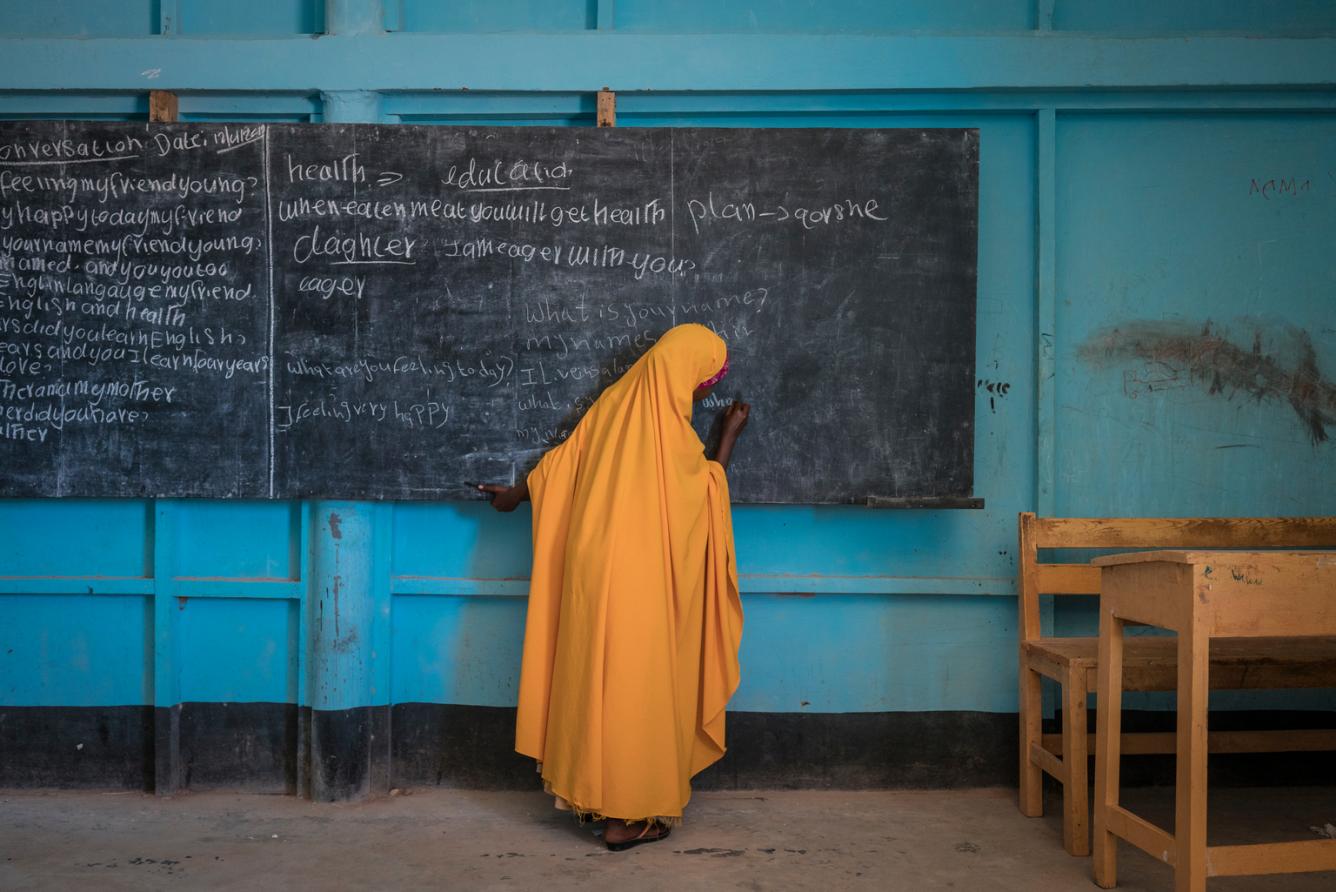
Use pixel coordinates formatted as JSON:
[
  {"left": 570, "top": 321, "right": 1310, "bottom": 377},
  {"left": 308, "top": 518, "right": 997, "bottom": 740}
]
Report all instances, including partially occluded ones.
[{"left": 1016, "top": 513, "right": 1336, "bottom": 642}]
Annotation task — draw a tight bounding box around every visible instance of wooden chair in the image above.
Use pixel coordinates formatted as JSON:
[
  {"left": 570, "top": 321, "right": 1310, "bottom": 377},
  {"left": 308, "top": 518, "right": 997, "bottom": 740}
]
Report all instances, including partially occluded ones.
[{"left": 1016, "top": 513, "right": 1336, "bottom": 856}]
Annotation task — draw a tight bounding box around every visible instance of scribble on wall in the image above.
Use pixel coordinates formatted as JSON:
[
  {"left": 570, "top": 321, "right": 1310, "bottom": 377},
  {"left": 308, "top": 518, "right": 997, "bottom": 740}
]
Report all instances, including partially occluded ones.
[{"left": 1079, "top": 320, "right": 1336, "bottom": 444}]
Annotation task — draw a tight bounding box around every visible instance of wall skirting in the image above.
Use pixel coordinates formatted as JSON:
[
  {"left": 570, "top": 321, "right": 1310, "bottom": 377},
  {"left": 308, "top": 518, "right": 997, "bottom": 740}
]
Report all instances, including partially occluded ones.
[{"left": 5, "top": 705, "right": 1334, "bottom": 795}]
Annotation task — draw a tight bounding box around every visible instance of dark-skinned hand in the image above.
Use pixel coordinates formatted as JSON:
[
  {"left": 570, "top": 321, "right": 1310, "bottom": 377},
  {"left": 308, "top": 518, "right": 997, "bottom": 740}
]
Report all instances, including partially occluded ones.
[
  {"left": 478, "top": 483, "right": 523, "bottom": 512},
  {"left": 721, "top": 400, "right": 751, "bottom": 439}
]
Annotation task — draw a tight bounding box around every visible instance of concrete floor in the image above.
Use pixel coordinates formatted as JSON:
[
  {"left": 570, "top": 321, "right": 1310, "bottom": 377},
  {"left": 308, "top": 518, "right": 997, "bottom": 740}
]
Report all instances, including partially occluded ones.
[{"left": 1, "top": 786, "right": 1334, "bottom": 890}]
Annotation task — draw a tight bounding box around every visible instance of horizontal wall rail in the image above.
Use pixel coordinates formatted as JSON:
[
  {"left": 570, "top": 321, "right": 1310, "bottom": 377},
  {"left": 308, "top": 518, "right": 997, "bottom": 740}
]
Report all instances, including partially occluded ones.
[{"left": 2, "top": 34, "right": 1336, "bottom": 92}]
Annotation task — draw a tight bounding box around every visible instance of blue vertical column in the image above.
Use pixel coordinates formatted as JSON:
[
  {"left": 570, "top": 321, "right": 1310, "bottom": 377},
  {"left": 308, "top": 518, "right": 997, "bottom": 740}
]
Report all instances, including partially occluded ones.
[
  {"left": 321, "top": 91, "right": 382, "bottom": 123},
  {"left": 325, "top": 0, "right": 384, "bottom": 36},
  {"left": 308, "top": 502, "right": 386, "bottom": 800}
]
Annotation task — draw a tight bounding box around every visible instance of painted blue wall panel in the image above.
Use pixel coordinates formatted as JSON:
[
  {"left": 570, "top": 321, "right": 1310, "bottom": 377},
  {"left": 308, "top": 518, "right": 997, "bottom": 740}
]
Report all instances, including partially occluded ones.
[
  {"left": 731, "top": 594, "right": 1018, "bottom": 712},
  {"left": 1055, "top": 0, "right": 1336, "bottom": 33},
  {"left": 0, "top": 595, "right": 151, "bottom": 706},
  {"left": 177, "top": 94, "right": 321, "bottom": 124},
  {"left": 0, "top": 500, "right": 150, "bottom": 577},
  {"left": 1054, "top": 113, "right": 1336, "bottom": 518},
  {"left": 175, "top": 598, "right": 297, "bottom": 702},
  {"left": 176, "top": 0, "right": 324, "bottom": 35},
  {"left": 391, "top": 595, "right": 526, "bottom": 706},
  {"left": 397, "top": 0, "right": 596, "bottom": 32},
  {"left": 171, "top": 501, "right": 298, "bottom": 579},
  {"left": 1, "top": 1, "right": 157, "bottom": 36},
  {"left": 386, "top": 91, "right": 595, "bottom": 125},
  {"left": 393, "top": 502, "right": 532, "bottom": 579},
  {"left": 0, "top": 0, "right": 326, "bottom": 37},
  {"left": 614, "top": 1, "right": 1034, "bottom": 32}
]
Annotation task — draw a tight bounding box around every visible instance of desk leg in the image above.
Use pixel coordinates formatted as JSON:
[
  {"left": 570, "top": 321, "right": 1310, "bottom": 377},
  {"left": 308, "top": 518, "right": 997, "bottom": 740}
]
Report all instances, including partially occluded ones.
[
  {"left": 1093, "top": 610, "right": 1125, "bottom": 888},
  {"left": 1175, "top": 621, "right": 1209, "bottom": 892}
]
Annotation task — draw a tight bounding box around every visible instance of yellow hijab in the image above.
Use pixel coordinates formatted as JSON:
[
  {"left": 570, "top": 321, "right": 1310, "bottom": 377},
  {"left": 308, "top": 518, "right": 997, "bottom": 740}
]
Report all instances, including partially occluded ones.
[{"left": 515, "top": 323, "right": 744, "bottom": 824}]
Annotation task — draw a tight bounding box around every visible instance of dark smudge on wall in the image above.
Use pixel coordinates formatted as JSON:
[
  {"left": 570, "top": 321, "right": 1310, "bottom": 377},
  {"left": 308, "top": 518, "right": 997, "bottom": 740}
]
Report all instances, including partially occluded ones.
[{"left": 1079, "top": 319, "right": 1336, "bottom": 444}]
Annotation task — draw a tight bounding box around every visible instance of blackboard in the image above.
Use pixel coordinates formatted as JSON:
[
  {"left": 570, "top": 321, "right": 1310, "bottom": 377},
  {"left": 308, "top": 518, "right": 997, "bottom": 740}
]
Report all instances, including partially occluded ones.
[{"left": 0, "top": 122, "right": 978, "bottom": 503}]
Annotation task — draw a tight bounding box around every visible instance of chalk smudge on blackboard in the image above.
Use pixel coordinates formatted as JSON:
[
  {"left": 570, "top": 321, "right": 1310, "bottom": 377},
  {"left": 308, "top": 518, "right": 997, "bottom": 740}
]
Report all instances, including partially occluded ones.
[{"left": 1079, "top": 320, "right": 1336, "bottom": 444}]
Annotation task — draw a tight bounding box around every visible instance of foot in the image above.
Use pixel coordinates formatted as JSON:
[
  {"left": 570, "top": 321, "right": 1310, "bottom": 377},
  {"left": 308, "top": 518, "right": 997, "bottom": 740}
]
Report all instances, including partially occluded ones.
[{"left": 603, "top": 820, "right": 671, "bottom": 851}]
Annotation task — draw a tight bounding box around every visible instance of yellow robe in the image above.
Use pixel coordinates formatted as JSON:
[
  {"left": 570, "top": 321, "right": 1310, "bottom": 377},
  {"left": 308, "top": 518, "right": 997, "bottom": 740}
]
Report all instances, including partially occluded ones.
[{"left": 515, "top": 323, "right": 744, "bottom": 823}]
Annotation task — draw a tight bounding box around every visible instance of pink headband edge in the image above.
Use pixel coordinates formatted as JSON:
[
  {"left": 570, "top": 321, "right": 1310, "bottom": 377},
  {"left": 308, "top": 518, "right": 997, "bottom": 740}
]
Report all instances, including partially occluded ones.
[{"left": 699, "top": 356, "right": 730, "bottom": 389}]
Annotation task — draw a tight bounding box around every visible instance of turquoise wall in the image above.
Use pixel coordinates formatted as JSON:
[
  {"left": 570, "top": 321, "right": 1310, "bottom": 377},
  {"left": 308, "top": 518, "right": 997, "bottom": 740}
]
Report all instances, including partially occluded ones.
[{"left": 2, "top": 2, "right": 1334, "bottom": 722}]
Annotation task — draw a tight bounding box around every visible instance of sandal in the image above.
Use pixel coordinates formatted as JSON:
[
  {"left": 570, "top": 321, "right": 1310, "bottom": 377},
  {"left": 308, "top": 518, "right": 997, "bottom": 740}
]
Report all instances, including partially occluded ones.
[{"left": 605, "top": 823, "right": 672, "bottom": 852}]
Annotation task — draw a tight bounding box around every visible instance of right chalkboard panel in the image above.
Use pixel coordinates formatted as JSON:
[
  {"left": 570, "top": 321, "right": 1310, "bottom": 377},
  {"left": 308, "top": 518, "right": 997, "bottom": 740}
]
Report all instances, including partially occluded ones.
[{"left": 670, "top": 128, "right": 979, "bottom": 503}]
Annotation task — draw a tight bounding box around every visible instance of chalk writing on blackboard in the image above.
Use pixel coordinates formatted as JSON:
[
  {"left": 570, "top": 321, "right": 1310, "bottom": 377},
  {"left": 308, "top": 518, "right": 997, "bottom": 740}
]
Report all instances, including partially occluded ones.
[{"left": 0, "top": 123, "right": 979, "bottom": 503}]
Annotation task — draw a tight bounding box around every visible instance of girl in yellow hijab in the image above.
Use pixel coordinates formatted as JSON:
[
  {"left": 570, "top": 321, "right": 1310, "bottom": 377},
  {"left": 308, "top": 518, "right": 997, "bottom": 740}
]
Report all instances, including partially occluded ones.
[{"left": 480, "top": 323, "right": 749, "bottom": 850}]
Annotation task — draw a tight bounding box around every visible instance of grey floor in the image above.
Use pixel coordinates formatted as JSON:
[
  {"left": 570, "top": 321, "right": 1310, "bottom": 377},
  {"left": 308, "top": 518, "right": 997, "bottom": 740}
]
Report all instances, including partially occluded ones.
[{"left": 1, "top": 785, "right": 1333, "bottom": 890}]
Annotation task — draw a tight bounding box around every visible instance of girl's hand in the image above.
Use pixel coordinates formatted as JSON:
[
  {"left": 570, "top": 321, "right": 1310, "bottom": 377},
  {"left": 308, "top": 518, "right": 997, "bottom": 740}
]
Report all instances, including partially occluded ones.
[
  {"left": 714, "top": 401, "right": 750, "bottom": 471},
  {"left": 478, "top": 483, "right": 524, "bottom": 512},
  {"left": 720, "top": 401, "right": 751, "bottom": 440}
]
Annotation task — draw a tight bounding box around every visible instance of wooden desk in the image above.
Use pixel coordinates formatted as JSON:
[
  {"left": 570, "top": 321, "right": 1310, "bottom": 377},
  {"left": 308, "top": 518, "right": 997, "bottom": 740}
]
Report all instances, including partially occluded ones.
[{"left": 1091, "top": 550, "right": 1336, "bottom": 892}]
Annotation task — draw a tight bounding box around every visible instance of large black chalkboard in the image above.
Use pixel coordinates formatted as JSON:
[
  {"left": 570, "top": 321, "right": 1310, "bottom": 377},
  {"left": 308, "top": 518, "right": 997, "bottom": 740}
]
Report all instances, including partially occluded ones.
[{"left": 0, "top": 122, "right": 977, "bottom": 503}]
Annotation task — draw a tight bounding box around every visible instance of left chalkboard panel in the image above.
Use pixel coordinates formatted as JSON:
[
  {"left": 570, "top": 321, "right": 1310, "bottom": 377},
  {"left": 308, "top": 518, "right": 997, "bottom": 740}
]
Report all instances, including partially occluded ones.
[{"left": 0, "top": 123, "right": 273, "bottom": 497}]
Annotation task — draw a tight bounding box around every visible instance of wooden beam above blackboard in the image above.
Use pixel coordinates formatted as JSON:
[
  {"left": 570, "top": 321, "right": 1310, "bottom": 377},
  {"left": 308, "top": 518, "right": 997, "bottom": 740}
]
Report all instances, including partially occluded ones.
[
  {"left": 148, "top": 90, "right": 179, "bottom": 123},
  {"left": 597, "top": 88, "right": 616, "bottom": 127}
]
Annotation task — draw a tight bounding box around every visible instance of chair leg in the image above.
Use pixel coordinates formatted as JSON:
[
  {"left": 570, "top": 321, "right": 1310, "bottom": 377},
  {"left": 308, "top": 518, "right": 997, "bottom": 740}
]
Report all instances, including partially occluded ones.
[
  {"left": 1061, "top": 669, "right": 1090, "bottom": 856},
  {"left": 1018, "top": 662, "right": 1044, "bottom": 817}
]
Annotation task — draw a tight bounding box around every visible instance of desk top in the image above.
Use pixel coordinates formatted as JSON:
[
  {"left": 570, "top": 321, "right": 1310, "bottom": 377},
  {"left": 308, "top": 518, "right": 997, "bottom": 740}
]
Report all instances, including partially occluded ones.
[{"left": 1092, "top": 550, "right": 1336, "bottom": 567}]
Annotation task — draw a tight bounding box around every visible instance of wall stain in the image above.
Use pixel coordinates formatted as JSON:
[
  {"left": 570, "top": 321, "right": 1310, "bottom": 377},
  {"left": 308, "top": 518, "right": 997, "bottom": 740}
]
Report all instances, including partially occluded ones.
[
  {"left": 328, "top": 512, "right": 343, "bottom": 540},
  {"left": 1080, "top": 319, "right": 1336, "bottom": 444},
  {"left": 332, "top": 627, "right": 360, "bottom": 653}
]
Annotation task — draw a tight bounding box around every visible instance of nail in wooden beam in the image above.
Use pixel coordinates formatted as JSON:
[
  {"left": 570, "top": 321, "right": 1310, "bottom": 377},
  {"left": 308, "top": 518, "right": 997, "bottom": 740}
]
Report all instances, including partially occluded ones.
[
  {"left": 149, "top": 90, "right": 179, "bottom": 123},
  {"left": 597, "top": 88, "right": 616, "bottom": 128}
]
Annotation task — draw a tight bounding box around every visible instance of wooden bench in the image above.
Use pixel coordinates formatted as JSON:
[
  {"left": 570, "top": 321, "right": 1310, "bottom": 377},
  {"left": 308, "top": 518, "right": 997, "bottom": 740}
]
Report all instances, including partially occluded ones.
[{"left": 1017, "top": 514, "right": 1336, "bottom": 857}]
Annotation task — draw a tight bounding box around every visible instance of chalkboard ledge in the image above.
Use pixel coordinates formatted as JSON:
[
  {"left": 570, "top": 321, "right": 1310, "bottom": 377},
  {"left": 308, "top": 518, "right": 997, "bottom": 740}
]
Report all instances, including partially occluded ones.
[{"left": 865, "top": 496, "right": 985, "bottom": 509}]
